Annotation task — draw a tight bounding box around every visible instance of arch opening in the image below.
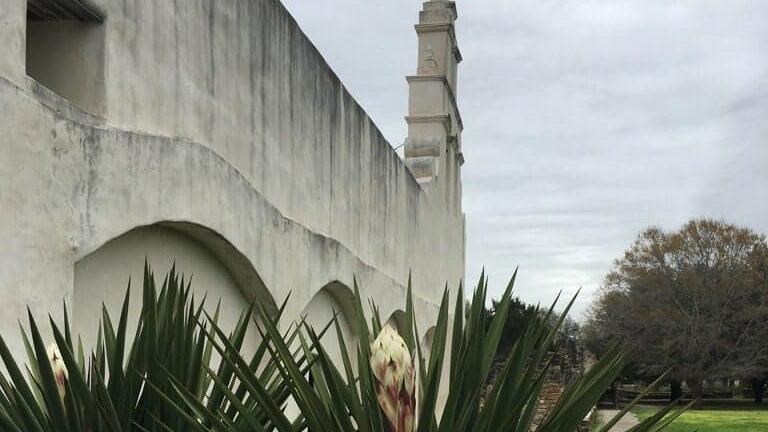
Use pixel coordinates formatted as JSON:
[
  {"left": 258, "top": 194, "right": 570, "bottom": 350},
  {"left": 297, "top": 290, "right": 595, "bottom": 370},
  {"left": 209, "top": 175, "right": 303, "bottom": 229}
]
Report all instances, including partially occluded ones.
[
  {"left": 300, "top": 281, "right": 360, "bottom": 372},
  {"left": 420, "top": 326, "right": 450, "bottom": 415},
  {"left": 386, "top": 310, "right": 408, "bottom": 336},
  {"left": 73, "top": 222, "right": 274, "bottom": 353}
]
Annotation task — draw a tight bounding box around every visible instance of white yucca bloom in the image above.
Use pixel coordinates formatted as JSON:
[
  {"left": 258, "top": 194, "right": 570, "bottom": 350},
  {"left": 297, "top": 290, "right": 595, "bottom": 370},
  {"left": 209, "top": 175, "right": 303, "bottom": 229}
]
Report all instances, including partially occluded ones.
[
  {"left": 370, "top": 324, "right": 415, "bottom": 432},
  {"left": 46, "top": 343, "right": 68, "bottom": 402}
]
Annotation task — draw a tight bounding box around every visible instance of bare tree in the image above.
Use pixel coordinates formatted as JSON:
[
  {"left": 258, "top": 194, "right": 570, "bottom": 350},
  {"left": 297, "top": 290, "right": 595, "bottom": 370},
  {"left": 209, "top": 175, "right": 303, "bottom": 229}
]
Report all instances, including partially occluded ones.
[{"left": 585, "top": 219, "right": 768, "bottom": 400}]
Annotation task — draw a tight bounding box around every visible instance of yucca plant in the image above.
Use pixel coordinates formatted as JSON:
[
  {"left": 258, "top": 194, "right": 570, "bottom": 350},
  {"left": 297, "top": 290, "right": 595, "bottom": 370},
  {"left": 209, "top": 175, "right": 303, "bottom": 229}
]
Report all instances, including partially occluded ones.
[
  {"left": 0, "top": 265, "right": 689, "bottom": 432},
  {"left": 167, "top": 271, "right": 690, "bottom": 432},
  {"left": 0, "top": 264, "right": 303, "bottom": 432}
]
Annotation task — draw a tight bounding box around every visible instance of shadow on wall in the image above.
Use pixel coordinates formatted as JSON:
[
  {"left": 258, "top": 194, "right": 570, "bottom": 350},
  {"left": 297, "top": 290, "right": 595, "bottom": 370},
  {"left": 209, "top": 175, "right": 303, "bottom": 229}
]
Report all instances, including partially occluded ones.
[{"left": 72, "top": 222, "right": 275, "bottom": 354}]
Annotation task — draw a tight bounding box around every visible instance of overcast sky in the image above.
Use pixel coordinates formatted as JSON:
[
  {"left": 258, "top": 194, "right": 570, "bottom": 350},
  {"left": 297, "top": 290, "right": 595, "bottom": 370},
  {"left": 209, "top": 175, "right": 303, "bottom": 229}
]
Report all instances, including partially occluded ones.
[{"left": 281, "top": 0, "right": 768, "bottom": 317}]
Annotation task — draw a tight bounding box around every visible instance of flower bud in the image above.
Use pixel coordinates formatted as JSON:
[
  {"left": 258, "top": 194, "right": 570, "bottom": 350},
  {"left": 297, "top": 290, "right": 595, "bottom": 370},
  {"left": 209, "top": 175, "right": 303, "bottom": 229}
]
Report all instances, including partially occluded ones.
[
  {"left": 370, "top": 325, "right": 415, "bottom": 432},
  {"left": 46, "top": 343, "right": 68, "bottom": 402}
]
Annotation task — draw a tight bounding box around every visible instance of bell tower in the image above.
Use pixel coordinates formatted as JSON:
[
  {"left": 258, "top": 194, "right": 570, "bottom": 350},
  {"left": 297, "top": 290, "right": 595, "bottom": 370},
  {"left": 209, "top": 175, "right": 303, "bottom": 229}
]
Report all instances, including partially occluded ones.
[{"left": 405, "top": 0, "right": 464, "bottom": 209}]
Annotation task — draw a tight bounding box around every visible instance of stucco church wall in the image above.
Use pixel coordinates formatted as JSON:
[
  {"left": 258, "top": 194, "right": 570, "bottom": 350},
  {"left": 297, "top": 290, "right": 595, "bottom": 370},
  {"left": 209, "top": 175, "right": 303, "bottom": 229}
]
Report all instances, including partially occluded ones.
[
  {"left": 0, "top": 0, "right": 464, "bottom": 358},
  {"left": 87, "top": 0, "right": 466, "bottom": 290}
]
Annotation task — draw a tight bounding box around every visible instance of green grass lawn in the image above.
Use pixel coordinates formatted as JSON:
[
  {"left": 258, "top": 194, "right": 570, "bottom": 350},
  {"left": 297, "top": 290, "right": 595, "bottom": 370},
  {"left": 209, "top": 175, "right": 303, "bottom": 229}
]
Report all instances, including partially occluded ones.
[{"left": 633, "top": 406, "right": 768, "bottom": 432}]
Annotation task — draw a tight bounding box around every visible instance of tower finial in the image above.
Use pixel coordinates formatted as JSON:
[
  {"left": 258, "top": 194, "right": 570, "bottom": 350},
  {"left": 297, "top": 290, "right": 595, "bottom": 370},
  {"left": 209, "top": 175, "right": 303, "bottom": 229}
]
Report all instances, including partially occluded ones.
[{"left": 404, "top": 0, "right": 463, "bottom": 200}]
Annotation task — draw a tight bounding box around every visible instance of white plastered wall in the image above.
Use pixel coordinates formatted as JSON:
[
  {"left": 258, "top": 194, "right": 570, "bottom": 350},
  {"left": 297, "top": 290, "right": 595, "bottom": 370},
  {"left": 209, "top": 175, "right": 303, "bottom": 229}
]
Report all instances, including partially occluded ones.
[{"left": 0, "top": 1, "right": 465, "bottom": 407}]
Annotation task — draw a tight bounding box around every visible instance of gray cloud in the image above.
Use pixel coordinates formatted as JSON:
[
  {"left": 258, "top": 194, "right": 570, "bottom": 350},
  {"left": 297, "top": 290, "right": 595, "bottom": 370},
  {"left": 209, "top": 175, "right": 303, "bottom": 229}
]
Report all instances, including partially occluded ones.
[{"left": 282, "top": 0, "right": 768, "bottom": 317}]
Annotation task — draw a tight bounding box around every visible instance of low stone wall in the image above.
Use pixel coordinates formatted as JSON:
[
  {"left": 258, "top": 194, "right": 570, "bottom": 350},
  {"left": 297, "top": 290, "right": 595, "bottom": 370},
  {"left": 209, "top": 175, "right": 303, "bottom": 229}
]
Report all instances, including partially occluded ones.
[{"left": 483, "top": 341, "right": 592, "bottom": 431}]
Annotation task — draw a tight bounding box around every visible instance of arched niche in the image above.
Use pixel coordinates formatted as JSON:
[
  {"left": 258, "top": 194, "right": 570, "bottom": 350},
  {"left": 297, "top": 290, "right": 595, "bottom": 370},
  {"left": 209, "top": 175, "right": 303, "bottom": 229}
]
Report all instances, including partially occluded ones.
[
  {"left": 73, "top": 222, "right": 275, "bottom": 354},
  {"left": 300, "top": 281, "right": 359, "bottom": 373},
  {"left": 386, "top": 310, "right": 408, "bottom": 336}
]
